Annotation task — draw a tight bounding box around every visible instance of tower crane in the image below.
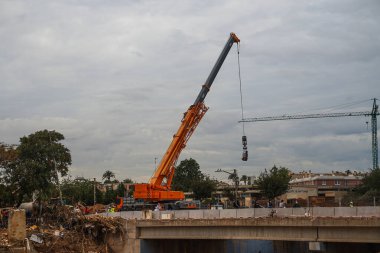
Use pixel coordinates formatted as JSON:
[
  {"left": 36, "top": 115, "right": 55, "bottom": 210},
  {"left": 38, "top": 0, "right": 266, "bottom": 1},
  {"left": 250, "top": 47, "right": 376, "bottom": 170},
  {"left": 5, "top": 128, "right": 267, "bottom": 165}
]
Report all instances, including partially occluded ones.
[{"left": 240, "top": 98, "right": 379, "bottom": 170}]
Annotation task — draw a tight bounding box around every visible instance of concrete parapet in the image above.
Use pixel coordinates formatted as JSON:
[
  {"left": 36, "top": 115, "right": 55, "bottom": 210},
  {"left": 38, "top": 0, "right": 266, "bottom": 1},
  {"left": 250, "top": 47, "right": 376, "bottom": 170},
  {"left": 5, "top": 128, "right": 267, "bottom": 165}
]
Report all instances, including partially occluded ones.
[
  {"left": 236, "top": 208, "right": 255, "bottom": 218},
  {"left": 173, "top": 210, "right": 189, "bottom": 219},
  {"left": 274, "top": 208, "right": 292, "bottom": 217},
  {"left": 115, "top": 206, "right": 380, "bottom": 221},
  {"left": 253, "top": 208, "right": 271, "bottom": 217},
  {"left": 151, "top": 211, "right": 160, "bottom": 219},
  {"left": 312, "top": 207, "right": 334, "bottom": 217},
  {"left": 292, "top": 207, "right": 308, "bottom": 216},
  {"left": 189, "top": 210, "right": 204, "bottom": 219},
  {"left": 219, "top": 209, "right": 237, "bottom": 218},
  {"left": 122, "top": 211, "right": 142, "bottom": 219},
  {"left": 134, "top": 216, "right": 380, "bottom": 243},
  {"left": 357, "top": 206, "right": 380, "bottom": 217},
  {"left": 334, "top": 207, "right": 357, "bottom": 217},
  {"left": 203, "top": 210, "right": 220, "bottom": 219}
]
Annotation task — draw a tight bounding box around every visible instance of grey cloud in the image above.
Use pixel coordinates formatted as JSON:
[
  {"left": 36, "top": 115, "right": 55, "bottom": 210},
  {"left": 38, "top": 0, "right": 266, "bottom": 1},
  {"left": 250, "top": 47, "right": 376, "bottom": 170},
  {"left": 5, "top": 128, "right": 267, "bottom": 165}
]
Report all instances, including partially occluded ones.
[{"left": 1, "top": 0, "right": 379, "bottom": 181}]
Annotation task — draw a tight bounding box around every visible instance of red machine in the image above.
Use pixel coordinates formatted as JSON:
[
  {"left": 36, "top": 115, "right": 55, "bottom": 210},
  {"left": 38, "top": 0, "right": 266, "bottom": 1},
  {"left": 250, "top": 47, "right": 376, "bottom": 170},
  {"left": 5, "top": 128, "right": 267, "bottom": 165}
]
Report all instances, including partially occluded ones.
[{"left": 134, "top": 33, "right": 240, "bottom": 202}]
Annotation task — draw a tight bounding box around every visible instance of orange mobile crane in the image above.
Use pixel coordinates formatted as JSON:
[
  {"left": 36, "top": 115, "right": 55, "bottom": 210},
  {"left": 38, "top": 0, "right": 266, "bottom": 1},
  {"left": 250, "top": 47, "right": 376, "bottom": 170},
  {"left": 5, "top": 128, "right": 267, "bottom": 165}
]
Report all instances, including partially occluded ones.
[{"left": 133, "top": 33, "right": 240, "bottom": 203}]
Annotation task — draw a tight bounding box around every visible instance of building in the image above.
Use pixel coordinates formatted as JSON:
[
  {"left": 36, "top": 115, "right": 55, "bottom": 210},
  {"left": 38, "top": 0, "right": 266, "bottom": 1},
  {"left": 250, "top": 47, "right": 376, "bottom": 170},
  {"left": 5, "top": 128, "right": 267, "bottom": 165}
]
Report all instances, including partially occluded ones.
[{"left": 286, "top": 172, "right": 363, "bottom": 206}]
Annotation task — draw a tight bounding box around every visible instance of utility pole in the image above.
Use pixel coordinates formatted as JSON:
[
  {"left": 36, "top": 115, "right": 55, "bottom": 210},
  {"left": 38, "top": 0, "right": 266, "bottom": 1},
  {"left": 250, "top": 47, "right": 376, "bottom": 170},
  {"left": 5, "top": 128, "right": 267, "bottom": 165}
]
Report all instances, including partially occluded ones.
[
  {"left": 93, "top": 178, "right": 97, "bottom": 205},
  {"left": 216, "top": 169, "right": 240, "bottom": 207}
]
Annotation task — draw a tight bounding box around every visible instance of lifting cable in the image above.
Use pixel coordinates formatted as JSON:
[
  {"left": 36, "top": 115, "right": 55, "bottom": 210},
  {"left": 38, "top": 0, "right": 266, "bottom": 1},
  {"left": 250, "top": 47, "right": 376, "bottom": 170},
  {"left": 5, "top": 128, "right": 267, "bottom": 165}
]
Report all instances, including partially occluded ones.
[{"left": 236, "top": 42, "right": 248, "bottom": 161}]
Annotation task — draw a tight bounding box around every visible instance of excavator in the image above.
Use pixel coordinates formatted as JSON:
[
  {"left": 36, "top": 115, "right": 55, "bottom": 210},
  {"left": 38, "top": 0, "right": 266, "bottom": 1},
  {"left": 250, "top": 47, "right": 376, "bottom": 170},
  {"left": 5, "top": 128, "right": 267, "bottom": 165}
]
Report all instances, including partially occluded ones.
[{"left": 131, "top": 33, "right": 240, "bottom": 209}]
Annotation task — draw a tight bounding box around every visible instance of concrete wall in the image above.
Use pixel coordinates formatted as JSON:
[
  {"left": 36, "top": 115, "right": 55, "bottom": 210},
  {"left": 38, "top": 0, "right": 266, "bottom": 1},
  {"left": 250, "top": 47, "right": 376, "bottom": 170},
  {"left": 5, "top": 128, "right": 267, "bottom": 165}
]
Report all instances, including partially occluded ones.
[
  {"left": 141, "top": 239, "right": 273, "bottom": 253},
  {"left": 112, "top": 206, "right": 380, "bottom": 220}
]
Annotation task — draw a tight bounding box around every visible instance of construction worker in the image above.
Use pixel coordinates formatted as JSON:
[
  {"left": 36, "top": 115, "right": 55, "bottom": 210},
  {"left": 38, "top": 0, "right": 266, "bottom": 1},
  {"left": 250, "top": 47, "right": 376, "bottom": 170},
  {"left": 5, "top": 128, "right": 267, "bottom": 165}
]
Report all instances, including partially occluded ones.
[{"left": 154, "top": 203, "right": 161, "bottom": 211}]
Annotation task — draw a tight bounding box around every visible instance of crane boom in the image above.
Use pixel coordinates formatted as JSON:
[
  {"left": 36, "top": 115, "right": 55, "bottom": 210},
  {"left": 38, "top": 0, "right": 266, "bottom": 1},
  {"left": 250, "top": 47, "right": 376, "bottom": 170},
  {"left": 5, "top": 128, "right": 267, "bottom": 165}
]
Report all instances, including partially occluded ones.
[
  {"left": 239, "top": 99, "right": 379, "bottom": 170},
  {"left": 134, "top": 33, "right": 240, "bottom": 202},
  {"left": 241, "top": 111, "right": 372, "bottom": 122}
]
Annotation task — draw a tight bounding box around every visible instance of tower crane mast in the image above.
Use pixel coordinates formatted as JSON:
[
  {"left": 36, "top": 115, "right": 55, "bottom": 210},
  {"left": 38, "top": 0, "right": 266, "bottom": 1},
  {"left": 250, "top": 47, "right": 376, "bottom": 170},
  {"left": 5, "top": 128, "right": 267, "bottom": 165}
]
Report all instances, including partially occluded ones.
[{"left": 240, "top": 99, "right": 379, "bottom": 170}]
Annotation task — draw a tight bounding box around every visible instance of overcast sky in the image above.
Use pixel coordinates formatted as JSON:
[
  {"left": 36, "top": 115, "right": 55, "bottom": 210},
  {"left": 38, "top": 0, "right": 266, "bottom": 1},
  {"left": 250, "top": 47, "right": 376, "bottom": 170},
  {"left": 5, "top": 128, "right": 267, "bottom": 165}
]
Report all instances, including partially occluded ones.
[{"left": 1, "top": 0, "right": 379, "bottom": 183}]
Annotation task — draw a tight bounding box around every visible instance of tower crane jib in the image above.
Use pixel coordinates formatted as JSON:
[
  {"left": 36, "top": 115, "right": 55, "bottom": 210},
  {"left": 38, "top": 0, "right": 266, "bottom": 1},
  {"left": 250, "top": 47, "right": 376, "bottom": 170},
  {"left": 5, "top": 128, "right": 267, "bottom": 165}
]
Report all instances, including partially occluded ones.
[{"left": 240, "top": 99, "right": 379, "bottom": 170}]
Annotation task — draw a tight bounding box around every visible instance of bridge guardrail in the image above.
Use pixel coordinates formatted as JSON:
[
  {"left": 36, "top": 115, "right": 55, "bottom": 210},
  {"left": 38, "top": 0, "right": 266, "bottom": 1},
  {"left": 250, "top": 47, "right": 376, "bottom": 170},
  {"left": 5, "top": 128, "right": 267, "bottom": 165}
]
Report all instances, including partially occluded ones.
[{"left": 102, "top": 206, "right": 380, "bottom": 220}]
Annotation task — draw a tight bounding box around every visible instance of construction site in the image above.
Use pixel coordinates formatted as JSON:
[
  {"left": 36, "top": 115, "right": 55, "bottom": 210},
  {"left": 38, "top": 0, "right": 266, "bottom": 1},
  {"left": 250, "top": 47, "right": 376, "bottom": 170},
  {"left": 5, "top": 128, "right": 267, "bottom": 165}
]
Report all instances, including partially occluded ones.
[
  {"left": 1, "top": 29, "right": 380, "bottom": 253},
  {"left": 1, "top": 1, "right": 380, "bottom": 252}
]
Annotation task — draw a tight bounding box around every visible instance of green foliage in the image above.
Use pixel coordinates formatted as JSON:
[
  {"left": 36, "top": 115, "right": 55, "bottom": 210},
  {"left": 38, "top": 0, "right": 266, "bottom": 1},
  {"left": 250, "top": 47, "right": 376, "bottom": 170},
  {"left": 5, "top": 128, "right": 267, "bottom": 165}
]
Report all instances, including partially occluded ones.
[
  {"left": 116, "top": 183, "right": 126, "bottom": 197},
  {"left": 2, "top": 130, "right": 71, "bottom": 205},
  {"left": 240, "top": 175, "right": 248, "bottom": 185},
  {"left": 0, "top": 184, "right": 14, "bottom": 207},
  {"left": 359, "top": 168, "right": 380, "bottom": 193},
  {"left": 222, "top": 188, "right": 234, "bottom": 201},
  {"left": 102, "top": 170, "right": 115, "bottom": 183},
  {"left": 228, "top": 170, "right": 239, "bottom": 183},
  {"left": 0, "top": 142, "right": 18, "bottom": 169},
  {"left": 256, "top": 165, "right": 291, "bottom": 200},
  {"left": 192, "top": 177, "right": 217, "bottom": 200},
  {"left": 60, "top": 177, "right": 102, "bottom": 205},
  {"left": 0, "top": 143, "right": 19, "bottom": 206},
  {"left": 172, "top": 158, "right": 204, "bottom": 192},
  {"left": 172, "top": 158, "right": 216, "bottom": 199},
  {"left": 123, "top": 178, "right": 134, "bottom": 183},
  {"left": 103, "top": 189, "right": 117, "bottom": 205}
]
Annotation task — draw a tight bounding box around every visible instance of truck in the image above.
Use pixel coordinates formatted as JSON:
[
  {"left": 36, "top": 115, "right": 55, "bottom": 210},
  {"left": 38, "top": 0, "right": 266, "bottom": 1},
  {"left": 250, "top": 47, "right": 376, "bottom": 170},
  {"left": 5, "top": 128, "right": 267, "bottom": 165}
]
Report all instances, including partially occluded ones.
[{"left": 131, "top": 33, "right": 240, "bottom": 208}]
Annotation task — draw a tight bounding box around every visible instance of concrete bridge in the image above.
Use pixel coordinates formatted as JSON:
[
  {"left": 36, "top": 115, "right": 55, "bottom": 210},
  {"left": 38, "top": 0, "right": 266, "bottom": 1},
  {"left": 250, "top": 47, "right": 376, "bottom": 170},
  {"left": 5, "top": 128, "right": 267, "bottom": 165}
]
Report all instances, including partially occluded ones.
[{"left": 106, "top": 207, "right": 380, "bottom": 253}]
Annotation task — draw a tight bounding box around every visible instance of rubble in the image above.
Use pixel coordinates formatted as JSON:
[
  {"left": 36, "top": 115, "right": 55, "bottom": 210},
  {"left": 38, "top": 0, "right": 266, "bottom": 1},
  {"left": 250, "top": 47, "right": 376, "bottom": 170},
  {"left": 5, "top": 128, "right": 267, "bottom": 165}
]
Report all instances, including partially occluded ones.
[{"left": 0, "top": 206, "right": 126, "bottom": 253}]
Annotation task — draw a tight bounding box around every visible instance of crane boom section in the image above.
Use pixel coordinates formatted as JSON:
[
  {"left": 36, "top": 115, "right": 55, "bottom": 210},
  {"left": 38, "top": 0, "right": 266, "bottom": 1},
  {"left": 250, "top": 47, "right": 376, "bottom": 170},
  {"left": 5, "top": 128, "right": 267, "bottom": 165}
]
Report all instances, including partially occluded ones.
[
  {"left": 139, "top": 33, "right": 239, "bottom": 200},
  {"left": 149, "top": 103, "right": 208, "bottom": 189},
  {"left": 240, "top": 111, "right": 375, "bottom": 122},
  {"left": 194, "top": 33, "right": 240, "bottom": 105},
  {"left": 239, "top": 99, "right": 378, "bottom": 169}
]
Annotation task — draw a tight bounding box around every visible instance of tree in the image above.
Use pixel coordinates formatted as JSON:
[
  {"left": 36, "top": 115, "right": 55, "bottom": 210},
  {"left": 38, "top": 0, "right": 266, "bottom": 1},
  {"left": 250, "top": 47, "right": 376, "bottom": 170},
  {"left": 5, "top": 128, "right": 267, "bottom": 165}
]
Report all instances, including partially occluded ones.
[
  {"left": 3, "top": 130, "right": 71, "bottom": 205},
  {"left": 256, "top": 165, "right": 291, "bottom": 200},
  {"left": 0, "top": 142, "right": 18, "bottom": 170},
  {"left": 240, "top": 175, "right": 248, "bottom": 185},
  {"left": 0, "top": 143, "right": 19, "bottom": 206},
  {"left": 358, "top": 168, "right": 380, "bottom": 193},
  {"left": 123, "top": 178, "right": 134, "bottom": 184},
  {"left": 172, "top": 158, "right": 204, "bottom": 192},
  {"left": 60, "top": 177, "right": 102, "bottom": 205},
  {"left": 172, "top": 158, "right": 217, "bottom": 199},
  {"left": 228, "top": 170, "right": 238, "bottom": 183},
  {"left": 103, "top": 188, "right": 117, "bottom": 205},
  {"left": 102, "top": 170, "right": 115, "bottom": 183},
  {"left": 116, "top": 183, "right": 126, "bottom": 197},
  {"left": 192, "top": 177, "right": 217, "bottom": 200}
]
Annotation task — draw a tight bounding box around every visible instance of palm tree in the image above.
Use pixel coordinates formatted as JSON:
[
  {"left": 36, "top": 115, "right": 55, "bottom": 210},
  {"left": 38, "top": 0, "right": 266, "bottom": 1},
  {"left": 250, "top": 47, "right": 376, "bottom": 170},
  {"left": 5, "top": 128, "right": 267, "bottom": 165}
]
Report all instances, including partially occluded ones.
[
  {"left": 102, "top": 170, "right": 115, "bottom": 183},
  {"left": 240, "top": 175, "right": 248, "bottom": 185},
  {"left": 228, "top": 171, "right": 239, "bottom": 184}
]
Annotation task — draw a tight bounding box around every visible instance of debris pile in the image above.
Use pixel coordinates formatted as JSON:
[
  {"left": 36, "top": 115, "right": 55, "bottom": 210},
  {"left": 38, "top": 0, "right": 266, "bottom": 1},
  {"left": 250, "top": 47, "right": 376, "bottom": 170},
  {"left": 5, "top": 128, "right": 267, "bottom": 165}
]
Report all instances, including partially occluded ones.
[{"left": 0, "top": 206, "right": 125, "bottom": 253}]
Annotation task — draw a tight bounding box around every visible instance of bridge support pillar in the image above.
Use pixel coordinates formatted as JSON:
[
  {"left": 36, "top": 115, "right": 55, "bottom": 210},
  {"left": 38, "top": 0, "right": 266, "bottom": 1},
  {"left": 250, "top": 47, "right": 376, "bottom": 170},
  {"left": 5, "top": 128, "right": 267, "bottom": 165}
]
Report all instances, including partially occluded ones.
[{"left": 124, "top": 220, "right": 140, "bottom": 253}]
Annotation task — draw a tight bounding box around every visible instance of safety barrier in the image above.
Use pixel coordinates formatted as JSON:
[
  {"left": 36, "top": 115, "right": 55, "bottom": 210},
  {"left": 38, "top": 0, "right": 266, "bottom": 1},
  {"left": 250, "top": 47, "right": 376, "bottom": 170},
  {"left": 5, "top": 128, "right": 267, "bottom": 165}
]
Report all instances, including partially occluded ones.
[{"left": 102, "top": 206, "right": 380, "bottom": 220}]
